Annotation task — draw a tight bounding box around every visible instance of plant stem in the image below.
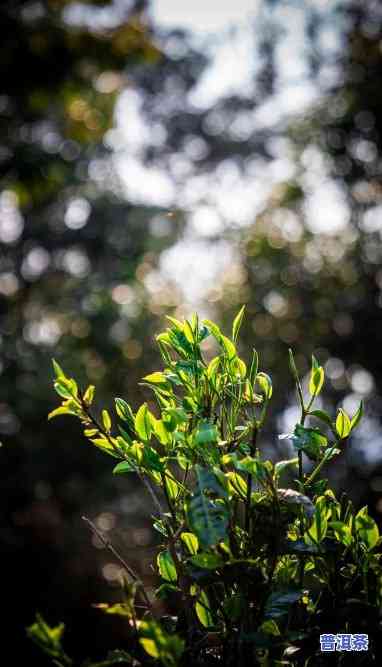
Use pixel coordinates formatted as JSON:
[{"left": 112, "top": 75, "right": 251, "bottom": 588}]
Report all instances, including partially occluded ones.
[{"left": 82, "top": 515, "right": 154, "bottom": 614}]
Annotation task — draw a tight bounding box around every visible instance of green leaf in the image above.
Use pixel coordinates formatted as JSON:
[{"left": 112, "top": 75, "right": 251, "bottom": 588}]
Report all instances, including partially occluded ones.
[
  {"left": 291, "top": 424, "right": 327, "bottom": 461},
  {"left": 350, "top": 401, "right": 364, "bottom": 432},
  {"left": 157, "top": 551, "right": 178, "bottom": 583},
  {"left": 232, "top": 305, "right": 245, "bottom": 343},
  {"left": 264, "top": 589, "right": 303, "bottom": 620},
  {"left": 309, "top": 356, "right": 324, "bottom": 397},
  {"left": 115, "top": 398, "right": 135, "bottom": 432},
  {"left": 139, "top": 620, "right": 185, "bottom": 667},
  {"left": 113, "top": 461, "right": 136, "bottom": 475},
  {"left": 309, "top": 410, "right": 333, "bottom": 429},
  {"left": 94, "top": 602, "right": 133, "bottom": 618},
  {"left": 180, "top": 532, "right": 199, "bottom": 555},
  {"left": 274, "top": 458, "right": 299, "bottom": 481},
  {"left": 207, "top": 356, "right": 220, "bottom": 381},
  {"left": 54, "top": 378, "right": 78, "bottom": 400},
  {"left": 336, "top": 409, "right": 351, "bottom": 439},
  {"left": 306, "top": 502, "right": 328, "bottom": 544},
  {"left": 256, "top": 372, "right": 273, "bottom": 399},
  {"left": 48, "top": 405, "right": 75, "bottom": 420},
  {"left": 135, "top": 403, "right": 152, "bottom": 441},
  {"left": 195, "top": 421, "right": 218, "bottom": 446},
  {"left": 165, "top": 473, "right": 181, "bottom": 501},
  {"left": 52, "top": 358, "right": 65, "bottom": 380},
  {"left": 102, "top": 409, "right": 112, "bottom": 433},
  {"left": 186, "top": 466, "right": 229, "bottom": 549},
  {"left": 223, "top": 453, "right": 269, "bottom": 482},
  {"left": 249, "top": 348, "right": 259, "bottom": 386},
  {"left": 90, "top": 437, "right": 119, "bottom": 459},
  {"left": 195, "top": 590, "right": 214, "bottom": 628},
  {"left": 83, "top": 385, "right": 95, "bottom": 406},
  {"left": 202, "top": 319, "right": 222, "bottom": 341},
  {"left": 355, "top": 506, "right": 380, "bottom": 550},
  {"left": 142, "top": 372, "right": 169, "bottom": 387},
  {"left": 221, "top": 335, "right": 237, "bottom": 361},
  {"left": 225, "top": 471, "right": 247, "bottom": 498},
  {"left": 330, "top": 521, "right": 353, "bottom": 546},
  {"left": 26, "top": 613, "right": 70, "bottom": 663},
  {"left": 190, "top": 553, "right": 224, "bottom": 569}
]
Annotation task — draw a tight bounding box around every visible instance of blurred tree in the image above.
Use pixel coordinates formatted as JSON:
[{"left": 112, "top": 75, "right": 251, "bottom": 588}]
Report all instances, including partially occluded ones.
[{"left": 210, "top": 0, "right": 382, "bottom": 514}]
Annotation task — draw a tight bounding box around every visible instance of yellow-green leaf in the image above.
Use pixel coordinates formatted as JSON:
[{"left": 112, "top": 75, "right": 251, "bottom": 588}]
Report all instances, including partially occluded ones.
[
  {"left": 232, "top": 305, "right": 245, "bottom": 343},
  {"left": 195, "top": 590, "right": 214, "bottom": 628},
  {"left": 48, "top": 406, "right": 72, "bottom": 420},
  {"left": 83, "top": 385, "right": 95, "bottom": 405},
  {"left": 102, "top": 409, "right": 112, "bottom": 433},
  {"left": 336, "top": 409, "right": 351, "bottom": 439},
  {"left": 157, "top": 550, "right": 177, "bottom": 583},
  {"left": 180, "top": 532, "right": 199, "bottom": 555},
  {"left": 135, "top": 403, "right": 152, "bottom": 441},
  {"left": 309, "top": 358, "right": 324, "bottom": 397}
]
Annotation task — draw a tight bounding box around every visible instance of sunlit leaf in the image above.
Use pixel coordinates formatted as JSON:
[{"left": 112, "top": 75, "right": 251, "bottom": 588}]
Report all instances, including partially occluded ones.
[
  {"left": 135, "top": 403, "right": 152, "bottom": 441},
  {"left": 336, "top": 409, "right": 351, "bottom": 439},
  {"left": 157, "top": 551, "right": 178, "bottom": 583},
  {"left": 232, "top": 305, "right": 245, "bottom": 343},
  {"left": 180, "top": 532, "right": 199, "bottom": 555},
  {"left": 309, "top": 356, "right": 324, "bottom": 397},
  {"left": 195, "top": 589, "right": 214, "bottom": 628}
]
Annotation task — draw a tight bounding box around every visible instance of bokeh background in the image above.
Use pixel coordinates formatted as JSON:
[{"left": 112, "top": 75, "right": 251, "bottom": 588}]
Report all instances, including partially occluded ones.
[{"left": 2, "top": 0, "right": 382, "bottom": 662}]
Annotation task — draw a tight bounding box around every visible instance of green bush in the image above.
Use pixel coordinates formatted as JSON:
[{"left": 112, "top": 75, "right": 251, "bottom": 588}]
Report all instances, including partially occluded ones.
[{"left": 28, "top": 308, "right": 382, "bottom": 665}]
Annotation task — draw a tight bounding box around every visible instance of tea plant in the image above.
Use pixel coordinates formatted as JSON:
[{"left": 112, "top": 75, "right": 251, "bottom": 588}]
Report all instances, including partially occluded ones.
[{"left": 28, "top": 308, "right": 382, "bottom": 666}]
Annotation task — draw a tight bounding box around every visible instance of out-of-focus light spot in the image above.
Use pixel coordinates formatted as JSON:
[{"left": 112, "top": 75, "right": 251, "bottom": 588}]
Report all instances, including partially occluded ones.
[
  {"left": 109, "top": 319, "right": 130, "bottom": 344},
  {"left": 160, "top": 239, "right": 235, "bottom": 305},
  {"left": 360, "top": 205, "right": 382, "bottom": 233},
  {"left": 96, "top": 512, "right": 116, "bottom": 532},
  {"left": 149, "top": 215, "right": 172, "bottom": 238},
  {"left": 0, "top": 191, "right": 24, "bottom": 243},
  {"left": 35, "top": 481, "right": 52, "bottom": 501},
  {"left": 68, "top": 98, "right": 88, "bottom": 121},
  {"left": 123, "top": 340, "right": 142, "bottom": 360},
  {"left": 370, "top": 477, "right": 382, "bottom": 493},
  {"left": 21, "top": 247, "right": 50, "bottom": 280},
  {"left": 354, "top": 110, "right": 375, "bottom": 131},
  {"left": 65, "top": 197, "right": 91, "bottom": 230},
  {"left": 0, "top": 272, "right": 19, "bottom": 296},
  {"left": 279, "top": 322, "right": 299, "bottom": 344},
  {"left": 62, "top": 248, "right": 90, "bottom": 277},
  {"left": 304, "top": 181, "right": 350, "bottom": 235},
  {"left": 111, "top": 284, "right": 134, "bottom": 305},
  {"left": 24, "top": 317, "right": 62, "bottom": 346},
  {"left": 333, "top": 313, "right": 353, "bottom": 336},
  {"left": 375, "top": 498, "right": 382, "bottom": 513},
  {"left": 102, "top": 562, "right": 123, "bottom": 582},
  {"left": 95, "top": 71, "right": 122, "bottom": 94},
  {"left": 325, "top": 357, "right": 345, "bottom": 380},
  {"left": 132, "top": 528, "right": 151, "bottom": 546},
  {"left": 115, "top": 155, "right": 175, "bottom": 207},
  {"left": 183, "top": 136, "right": 209, "bottom": 161},
  {"left": 0, "top": 403, "right": 20, "bottom": 435},
  {"left": 350, "top": 139, "right": 377, "bottom": 164},
  {"left": 263, "top": 291, "right": 288, "bottom": 318},
  {"left": 190, "top": 206, "right": 223, "bottom": 237},
  {"left": 252, "top": 313, "right": 273, "bottom": 336},
  {"left": 71, "top": 318, "right": 90, "bottom": 338},
  {"left": 350, "top": 368, "right": 374, "bottom": 395}
]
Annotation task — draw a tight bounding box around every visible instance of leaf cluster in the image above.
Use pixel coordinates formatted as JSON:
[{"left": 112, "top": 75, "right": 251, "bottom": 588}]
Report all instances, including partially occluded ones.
[{"left": 31, "top": 308, "right": 382, "bottom": 666}]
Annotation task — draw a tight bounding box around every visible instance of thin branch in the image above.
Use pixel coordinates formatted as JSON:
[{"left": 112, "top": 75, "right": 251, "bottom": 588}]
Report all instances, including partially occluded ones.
[{"left": 82, "top": 515, "right": 154, "bottom": 614}]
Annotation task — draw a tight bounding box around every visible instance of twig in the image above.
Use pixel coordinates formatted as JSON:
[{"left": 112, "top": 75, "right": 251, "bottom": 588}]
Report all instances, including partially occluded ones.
[{"left": 82, "top": 515, "right": 154, "bottom": 614}]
